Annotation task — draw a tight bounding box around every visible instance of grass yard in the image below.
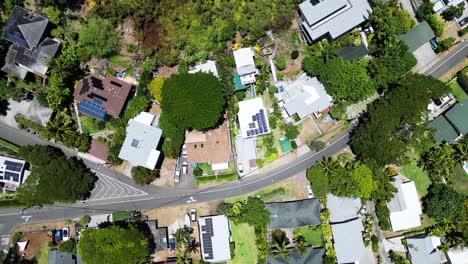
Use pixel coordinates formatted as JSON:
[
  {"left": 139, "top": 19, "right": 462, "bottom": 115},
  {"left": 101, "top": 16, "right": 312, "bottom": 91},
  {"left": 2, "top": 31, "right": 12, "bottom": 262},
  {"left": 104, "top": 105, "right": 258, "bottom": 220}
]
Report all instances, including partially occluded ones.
[
  {"left": 107, "top": 54, "right": 134, "bottom": 67},
  {"left": 112, "top": 211, "right": 130, "bottom": 222},
  {"left": 230, "top": 222, "right": 257, "bottom": 264},
  {"left": 81, "top": 116, "right": 105, "bottom": 135},
  {"left": 198, "top": 162, "right": 213, "bottom": 175},
  {"left": 295, "top": 226, "right": 323, "bottom": 246},
  {"left": 453, "top": 164, "right": 468, "bottom": 195},
  {"left": 195, "top": 172, "right": 238, "bottom": 185},
  {"left": 36, "top": 243, "right": 49, "bottom": 264},
  {"left": 226, "top": 180, "right": 296, "bottom": 203},
  {"left": 0, "top": 138, "right": 20, "bottom": 153},
  {"left": 401, "top": 152, "right": 431, "bottom": 197},
  {"left": 450, "top": 80, "right": 468, "bottom": 102}
]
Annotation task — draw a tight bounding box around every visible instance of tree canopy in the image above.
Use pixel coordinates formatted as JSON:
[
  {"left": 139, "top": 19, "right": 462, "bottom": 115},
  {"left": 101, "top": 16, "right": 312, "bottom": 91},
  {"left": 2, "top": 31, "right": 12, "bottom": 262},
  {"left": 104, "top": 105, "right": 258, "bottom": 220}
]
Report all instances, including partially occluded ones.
[
  {"left": 350, "top": 74, "right": 450, "bottom": 166},
  {"left": 78, "top": 225, "right": 149, "bottom": 264},
  {"left": 78, "top": 17, "right": 120, "bottom": 58},
  {"left": 16, "top": 145, "right": 96, "bottom": 205},
  {"left": 159, "top": 72, "right": 225, "bottom": 156},
  {"left": 422, "top": 184, "right": 465, "bottom": 221}
]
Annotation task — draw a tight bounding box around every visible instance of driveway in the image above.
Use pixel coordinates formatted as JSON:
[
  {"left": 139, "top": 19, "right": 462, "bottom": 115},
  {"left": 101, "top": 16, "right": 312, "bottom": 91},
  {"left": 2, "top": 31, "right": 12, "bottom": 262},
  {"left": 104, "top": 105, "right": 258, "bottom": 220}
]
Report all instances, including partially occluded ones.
[
  {"left": 412, "top": 42, "right": 438, "bottom": 72},
  {"left": 0, "top": 98, "right": 52, "bottom": 127},
  {"left": 235, "top": 136, "right": 258, "bottom": 177}
]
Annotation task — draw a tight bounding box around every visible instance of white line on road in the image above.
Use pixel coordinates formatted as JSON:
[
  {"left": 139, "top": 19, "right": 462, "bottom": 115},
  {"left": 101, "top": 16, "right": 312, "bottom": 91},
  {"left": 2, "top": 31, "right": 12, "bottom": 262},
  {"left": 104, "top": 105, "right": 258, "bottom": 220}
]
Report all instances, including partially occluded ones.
[{"left": 425, "top": 43, "right": 468, "bottom": 75}]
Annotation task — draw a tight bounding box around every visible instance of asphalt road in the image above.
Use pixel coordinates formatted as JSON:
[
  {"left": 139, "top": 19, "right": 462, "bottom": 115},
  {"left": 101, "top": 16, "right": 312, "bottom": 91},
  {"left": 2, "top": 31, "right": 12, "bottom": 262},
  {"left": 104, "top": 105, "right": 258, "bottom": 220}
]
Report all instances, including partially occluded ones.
[
  {"left": 0, "top": 123, "right": 350, "bottom": 237},
  {"left": 424, "top": 41, "right": 468, "bottom": 79}
]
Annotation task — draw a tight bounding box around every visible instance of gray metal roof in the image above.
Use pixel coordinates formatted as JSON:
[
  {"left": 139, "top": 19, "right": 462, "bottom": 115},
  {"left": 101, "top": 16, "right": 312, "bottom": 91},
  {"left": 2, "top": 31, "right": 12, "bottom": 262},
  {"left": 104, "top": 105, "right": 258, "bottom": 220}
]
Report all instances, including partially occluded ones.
[
  {"left": 267, "top": 247, "right": 325, "bottom": 264},
  {"left": 399, "top": 21, "right": 435, "bottom": 52},
  {"left": 407, "top": 235, "right": 441, "bottom": 264},
  {"left": 326, "top": 194, "right": 361, "bottom": 223},
  {"left": 48, "top": 250, "right": 74, "bottom": 264},
  {"left": 331, "top": 219, "right": 372, "bottom": 264},
  {"left": 299, "top": 0, "right": 371, "bottom": 41},
  {"left": 118, "top": 115, "right": 162, "bottom": 170},
  {"left": 387, "top": 175, "right": 407, "bottom": 212},
  {"left": 266, "top": 199, "right": 321, "bottom": 229}
]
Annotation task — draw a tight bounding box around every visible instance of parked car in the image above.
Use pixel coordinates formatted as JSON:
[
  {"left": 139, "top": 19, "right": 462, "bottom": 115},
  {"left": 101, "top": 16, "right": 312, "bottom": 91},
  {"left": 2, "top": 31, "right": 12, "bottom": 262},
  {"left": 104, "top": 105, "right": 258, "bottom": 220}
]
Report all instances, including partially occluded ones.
[
  {"left": 55, "top": 230, "right": 62, "bottom": 241},
  {"left": 430, "top": 39, "right": 438, "bottom": 50},
  {"left": 307, "top": 186, "right": 313, "bottom": 198},
  {"left": 459, "top": 17, "right": 468, "bottom": 27},
  {"left": 237, "top": 163, "right": 244, "bottom": 176},
  {"left": 174, "top": 169, "right": 181, "bottom": 183},
  {"left": 190, "top": 208, "right": 197, "bottom": 222},
  {"left": 182, "top": 162, "right": 188, "bottom": 174},
  {"left": 62, "top": 227, "right": 70, "bottom": 241},
  {"left": 182, "top": 144, "right": 187, "bottom": 158},
  {"left": 358, "top": 205, "right": 367, "bottom": 218}
]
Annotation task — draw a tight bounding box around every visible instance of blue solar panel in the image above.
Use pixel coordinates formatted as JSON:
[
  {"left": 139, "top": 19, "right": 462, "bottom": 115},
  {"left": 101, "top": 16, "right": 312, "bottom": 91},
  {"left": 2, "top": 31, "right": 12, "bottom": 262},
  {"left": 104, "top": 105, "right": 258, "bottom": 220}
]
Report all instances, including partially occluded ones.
[
  {"left": 94, "top": 98, "right": 104, "bottom": 105},
  {"left": 79, "top": 99, "right": 106, "bottom": 120},
  {"left": 247, "top": 131, "right": 251, "bottom": 136},
  {"left": 252, "top": 115, "right": 256, "bottom": 121}
]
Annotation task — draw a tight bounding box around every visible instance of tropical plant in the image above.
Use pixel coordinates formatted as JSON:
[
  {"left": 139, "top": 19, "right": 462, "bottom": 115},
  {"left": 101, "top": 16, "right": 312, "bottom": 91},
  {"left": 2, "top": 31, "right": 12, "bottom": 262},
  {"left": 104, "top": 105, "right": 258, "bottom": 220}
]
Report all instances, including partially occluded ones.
[
  {"left": 45, "top": 110, "right": 75, "bottom": 143},
  {"left": 185, "top": 237, "right": 200, "bottom": 254},
  {"left": 175, "top": 249, "right": 191, "bottom": 264},
  {"left": 174, "top": 226, "right": 192, "bottom": 247},
  {"left": 294, "top": 236, "right": 307, "bottom": 256},
  {"left": 419, "top": 144, "right": 457, "bottom": 182}
]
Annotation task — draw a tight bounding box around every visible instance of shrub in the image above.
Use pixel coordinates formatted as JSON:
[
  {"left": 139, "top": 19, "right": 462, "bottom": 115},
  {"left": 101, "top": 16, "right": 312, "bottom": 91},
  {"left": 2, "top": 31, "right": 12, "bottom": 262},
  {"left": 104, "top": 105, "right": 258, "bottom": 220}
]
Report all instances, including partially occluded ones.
[
  {"left": 458, "top": 27, "right": 468, "bottom": 36},
  {"left": 58, "top": 240, "right": 75, "bottom": 254},
  {"left": 126, "top": 44, "right": 138, "bottom": 53},
  {"left": 308, "top": 140, "right": 326, "bottom": 151},
  {"left": 457, "top": 70, "right": 468, "bottom": 92},
  {"left": 276, "top": 58, "right": 286, "bottom": 71},
  {"left": 265, "top": 153, "right": 278, "bottom": 163},
  {"left": 269, "top": 116, "right": 278, "bottom": 129},
  {"left": 291, "top": 50, "right": 299, "bottom": 60},
  {"left": 256, "top": 159, "right": 264, "bottom": 168},
  {"left": 436, "top": 37, "right": 455, "bottom": 53},
  {"left": 79, "top": 215, "right": 91, "bottom": 226},
  {"left": 193, "top": 167, "right": 202, "bottom": 176},
  {"left": 268, "top": 85, "right": 277, "bottom": 94},
  {"left": 426, "top": 15, "right": 444, "bottom": 37},
  {"left": 291, "top": 140, "right": 297, "bottom": 150},
  {"left": 131, "top": 166, "right": 159, "bottom": 185},
  {"left": 12, "top": 232, "right": 22, "bottom": 243},
  {"left": 277, "top": 73, "right": 284, "bottom": 80},
  {"left": 65, "top": 219, "right": 73, "bottom": 225},
  {"left": 371, "top": 235, "right": 379, "bottom": 253},
  {"left": 329, "top": 103, "right": 347, "bottom": 120}
]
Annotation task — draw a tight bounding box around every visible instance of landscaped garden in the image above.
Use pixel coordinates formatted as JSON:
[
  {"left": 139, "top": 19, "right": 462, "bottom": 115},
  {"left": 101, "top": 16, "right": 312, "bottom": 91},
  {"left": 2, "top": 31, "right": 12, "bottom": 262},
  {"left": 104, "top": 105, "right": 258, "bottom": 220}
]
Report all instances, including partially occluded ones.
[
  {"left": 400, "top": 152, "right": 431, "bottom": 197},
  {"left": 294, "top": 225, "right": 324, "bottom": 246}
]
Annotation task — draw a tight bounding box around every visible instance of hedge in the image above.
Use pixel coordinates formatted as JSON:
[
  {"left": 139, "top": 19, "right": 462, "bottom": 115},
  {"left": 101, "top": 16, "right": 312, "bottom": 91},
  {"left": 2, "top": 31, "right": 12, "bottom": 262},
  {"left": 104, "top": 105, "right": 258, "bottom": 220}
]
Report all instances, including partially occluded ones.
[{"left": 195, "top": 172, "right": 238, "bottom": 185}]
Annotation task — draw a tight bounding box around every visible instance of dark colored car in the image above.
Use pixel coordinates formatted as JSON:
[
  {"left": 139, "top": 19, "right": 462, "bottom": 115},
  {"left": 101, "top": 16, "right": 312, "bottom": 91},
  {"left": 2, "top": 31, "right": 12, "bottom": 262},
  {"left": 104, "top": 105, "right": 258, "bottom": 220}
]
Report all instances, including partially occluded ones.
[{"left": 55, "top": 230, "right": 62, "bottom": 241}]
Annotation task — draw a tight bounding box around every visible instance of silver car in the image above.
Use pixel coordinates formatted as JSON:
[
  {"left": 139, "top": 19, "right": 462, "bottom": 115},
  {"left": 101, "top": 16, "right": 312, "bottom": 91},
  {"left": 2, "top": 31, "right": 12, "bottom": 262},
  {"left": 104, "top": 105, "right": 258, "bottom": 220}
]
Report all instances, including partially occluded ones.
[{"left": 174, "top": 169, "right": 181, "bottom": 183}]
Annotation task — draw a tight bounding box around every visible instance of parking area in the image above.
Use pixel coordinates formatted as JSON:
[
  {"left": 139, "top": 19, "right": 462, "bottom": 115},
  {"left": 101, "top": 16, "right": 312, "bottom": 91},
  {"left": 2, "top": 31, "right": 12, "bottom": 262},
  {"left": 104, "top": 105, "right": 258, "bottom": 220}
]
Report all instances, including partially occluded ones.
[
  {"left": 172, "top": 156, "right": 196, "bottom": 188},
  {"left": 413, "top": 42, "right": 438, "bottom": 72},
  {"left": 0, "top": 98, "right": 52, "bottom": 127},
  {"left": 87, "top": 171, "right": 148, "bottom": 201},
  {"left": 235, "top": 136, "right": 258, "bottom": 177}
]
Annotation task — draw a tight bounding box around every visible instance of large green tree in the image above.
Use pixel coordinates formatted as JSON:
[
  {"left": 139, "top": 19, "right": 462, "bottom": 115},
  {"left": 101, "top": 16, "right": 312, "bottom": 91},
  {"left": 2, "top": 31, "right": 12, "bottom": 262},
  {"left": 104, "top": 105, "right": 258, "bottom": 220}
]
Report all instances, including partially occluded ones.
[
  {"left": 78, "top": 17, "right": 120, "bottom": 58},
  {"left": 16, "top": 146, "right": 96, "bottom": 205},
  {"left": 160, "top": 72, "right": 225, "bottom": 157},
  {"left": 419, "top": 144, "right": 457, "bottom": 182},
  {"left": 348, "top": 162, "right": 377, "bottom": 199},
  {"left": 306, "top": 165, "right": 330, "bottom": 197},
  {"left": 422, "top": 184, "right": 465, "bottom": 221},
  {"left": 78, "top": 225, "right": 149, "bottom": 264}
]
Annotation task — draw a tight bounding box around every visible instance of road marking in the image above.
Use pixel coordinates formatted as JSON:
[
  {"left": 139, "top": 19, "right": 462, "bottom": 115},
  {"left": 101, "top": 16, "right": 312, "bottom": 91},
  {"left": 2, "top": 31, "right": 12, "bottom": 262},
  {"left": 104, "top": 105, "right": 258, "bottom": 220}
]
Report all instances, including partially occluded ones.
[
  {"left": 86, "top": 172, "right": 148, "bottom": 201},
  {"left": 425, "top": 43, "right": 468, "bottom": 75},
  {"left": 186, "top": 196, "right": 197, "bottom": 203},
  {"left": 20, "top": 215, "right": 32, "bottom": 222}
]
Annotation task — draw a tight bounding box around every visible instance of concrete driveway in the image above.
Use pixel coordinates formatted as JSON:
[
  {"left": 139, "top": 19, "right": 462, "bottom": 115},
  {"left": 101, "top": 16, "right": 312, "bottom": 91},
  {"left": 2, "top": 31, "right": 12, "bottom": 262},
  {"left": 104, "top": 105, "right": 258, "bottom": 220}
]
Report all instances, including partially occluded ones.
[
  {"left": 412, "top": 42, "right": 438, "bottom": 72},
  {"left": 0, "top": 98, "right": 52, "bottom": 127}
]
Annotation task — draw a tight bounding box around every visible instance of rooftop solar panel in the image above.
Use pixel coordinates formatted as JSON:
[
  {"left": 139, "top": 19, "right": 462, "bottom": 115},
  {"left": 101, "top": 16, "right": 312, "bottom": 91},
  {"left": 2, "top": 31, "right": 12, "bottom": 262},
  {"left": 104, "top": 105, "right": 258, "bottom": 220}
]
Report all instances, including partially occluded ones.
[
  {"left": 4, "top": 171, "right": 20, "bottom": 182},
  {"left": 90, "top": 77, "right": 104, "bottom": 90},
  {"left": 201, "top": 218, "right": 214, "bottom": 260},
  {"left": 79, "top": 99, "right": 106, "bottom": 120},
  {"left": 110, "top": 80, "right": 122, "bottom": 87}
]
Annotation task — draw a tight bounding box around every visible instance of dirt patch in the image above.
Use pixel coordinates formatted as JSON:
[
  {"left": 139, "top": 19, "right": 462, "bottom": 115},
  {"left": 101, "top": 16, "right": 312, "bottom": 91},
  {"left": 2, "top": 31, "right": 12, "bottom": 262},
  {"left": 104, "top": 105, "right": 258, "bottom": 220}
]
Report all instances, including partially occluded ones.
[
  {"left": 157, "top": 65, "right": 179, "bottom": 78},
  {"left": 13, "top": 220, "right": 68, "bottom": 235},
  {"left": 298, "top": 118, "right": 321, "bottom": 144},
  {"left": 149, "top": 103, "right": 161, "bottom": 116},
  {"left": 154, "top": 157, "right": 176, "bottom": 188},
  {"left": 18, "top": 232, "right": 51, "bottom": 260}
]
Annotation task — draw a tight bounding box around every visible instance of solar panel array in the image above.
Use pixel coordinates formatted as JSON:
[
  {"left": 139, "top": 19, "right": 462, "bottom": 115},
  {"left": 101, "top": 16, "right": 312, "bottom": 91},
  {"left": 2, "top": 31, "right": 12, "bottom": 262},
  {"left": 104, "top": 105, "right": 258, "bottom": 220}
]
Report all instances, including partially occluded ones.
[
  {"left": 246, "top": 109, "right": 269, "bottom": 137},
  {"left": 78, "top": 99, "right": 106, "bottom": 120},
  {"left": 201, "top": 218, "right": 214, "bottom": 260},
  {"left": 4, "top": 171, "right": 20, "bottom": 182},
  {"left": 5, "top": 160, "right": 23, "bottom": 172},
  {"left": 90, "top": 77, "right": 104, "bottom": 90}
]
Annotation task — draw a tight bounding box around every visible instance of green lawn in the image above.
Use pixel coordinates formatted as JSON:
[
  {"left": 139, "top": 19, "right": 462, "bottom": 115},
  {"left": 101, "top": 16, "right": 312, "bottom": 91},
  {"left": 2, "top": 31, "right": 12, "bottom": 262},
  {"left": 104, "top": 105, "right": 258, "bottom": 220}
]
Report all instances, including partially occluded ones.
[
  {"left": 450, "top": 80, "right": 468, "bottom": 102},
  {"left": 226, "top": 181, "right": 296, "bottom": 203},
  {"left": 230, "top": 222, "right": 257, "bottom": 264},
  {"left": 198, "top": 162, "right": 213, "bottom": 175},
  {"left": 81, "top": 116, "right": 104, "bottom": 135},
  {"left": 400, "top": 152, "right": 431, "bottom": 197},
  {"left": 112, "top": 211, "right": 130, "bottom": 222},
  {"left": 195, "top": 172, "right": 238, "bottom": 185},
  {"left": 36, "top": 242, "right": 49, "bottom": 264},
  {"left": 453, "top": 164, "right": 468, "bottom": 195},
  {"left": 107, "top": 54, "right": 133, "bottom": 67},
  {"left": 295, "top": 226, "right": 323, "bottom": 246},
  {"left": 0, "top": 138, "right": 20, "bottom": 152}
]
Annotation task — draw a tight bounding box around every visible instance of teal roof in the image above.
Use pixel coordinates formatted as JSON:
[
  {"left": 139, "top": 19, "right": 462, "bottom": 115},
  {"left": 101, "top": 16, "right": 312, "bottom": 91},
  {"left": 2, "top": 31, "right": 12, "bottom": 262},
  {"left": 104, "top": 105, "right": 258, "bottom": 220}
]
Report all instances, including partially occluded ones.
[
  {"left": 429, "top": 116, "right": 459, "bottom": 143},
  {"left": 399, "top": 21, "right": 435, "bottom": 52},
  {"left": 233, "top": 73, "right": 246, "bottom": 92},
  {"left": 445, "top": 100, "right": 468, "bottom": 136}
]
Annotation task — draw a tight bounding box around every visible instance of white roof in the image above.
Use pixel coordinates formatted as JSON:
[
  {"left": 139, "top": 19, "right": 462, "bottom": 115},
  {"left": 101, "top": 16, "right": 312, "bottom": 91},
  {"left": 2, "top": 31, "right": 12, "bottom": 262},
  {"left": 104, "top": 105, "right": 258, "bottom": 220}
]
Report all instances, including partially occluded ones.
[
  {"left": 299, "top": 0, "right": 371, "bottom": 41},
  {"left": 199, "top": 215, "right": 231, "bottom": 262},
  {"left": 118, "top": 112, "right": 162, "bottom": 170},
  {"left": 233, "top": 48, "right": 257, "bottom": 76},
  {"left": 0, "top": 155, "right": 27, "bottom": 187},
  {"left": 388, "top": 176, "right": 422, "bottom": 231},
  {"left": 276, "top": 73, "right": 333, "bottom": 119},
  {"left": 189, "top": 60, "right": 219, "bottom": 77},
  {"left": 332, "top": 218, "right": 375, "bottom": 264},
  {"left": 447, "top": 247, "right": 468, "bottom": 264},
  {"left": 326, "top": 194, "right": 361, "bottom": 223},
  {"left": 17, "top": 241, "right": 28, "bottom": 252},
  {"left": 212, "top": 162, "right": 229, "bottom": 170},
  {"left": 237, "top": 97, "right": 271, "bottom": 138}
]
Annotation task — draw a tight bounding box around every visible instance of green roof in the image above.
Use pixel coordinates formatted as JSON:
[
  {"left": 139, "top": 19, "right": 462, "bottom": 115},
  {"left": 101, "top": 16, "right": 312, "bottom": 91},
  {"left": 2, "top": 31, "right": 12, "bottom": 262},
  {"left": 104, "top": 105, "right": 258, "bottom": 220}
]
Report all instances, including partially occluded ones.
[
  {"left": 429, "top": 116, "right": 459, "bottom": 143},
  {"left": 445, "top": 100, "right": 468, "bottom": 136},
  {"left": 233, "top": 72, "right": 246, "bottom": 92},
  {"left": 338, "top": 43, "right": 368, "bottom": 61},
  {"left": 399, "top": 21, "right": 435, "bottom": 52},
  {"left": 266, "top": 199, "right": 321, "bottom": 229},
  {"left": 279, "top": 138, "right": 293, "bottom": 153}
]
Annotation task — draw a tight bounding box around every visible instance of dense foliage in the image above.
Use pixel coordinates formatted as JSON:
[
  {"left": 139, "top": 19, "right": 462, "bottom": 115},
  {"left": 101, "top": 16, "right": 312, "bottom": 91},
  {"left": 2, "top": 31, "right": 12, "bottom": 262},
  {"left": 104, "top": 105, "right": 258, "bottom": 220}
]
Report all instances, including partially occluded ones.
[
  {"left": 78, "top": 17, "right": 121, "bottom": 59},
  {"left": 422, "top": 184, "right": 466, "bottom": 221},
  {"left": 131, "top": 166, "right": 159, "bottom": 185},
  {"left": 78, "top": 225, "right": 149, "bottom": 264},
  {"left": 418, "top": 2, "right": 444, "bottom": 36},
  {"left": 16, "top": 146, "right": 96, "bottom": 205},
  {"left": 350, "top": 74, "right": 450, "bottom": 166},
  {"left": 159, "top": 72, "right": 224, "bottom": 157}
]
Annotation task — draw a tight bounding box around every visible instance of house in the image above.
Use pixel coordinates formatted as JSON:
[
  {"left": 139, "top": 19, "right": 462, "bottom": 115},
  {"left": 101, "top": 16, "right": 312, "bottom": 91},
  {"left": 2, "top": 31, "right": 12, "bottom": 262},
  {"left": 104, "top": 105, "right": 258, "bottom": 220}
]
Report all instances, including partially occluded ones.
[
  {"left": 407, "top": 234, "right": 446, "bottom": 264},
  {"left": 233, "top": 47, "right": 258, "bottom": 85},
  {"left": 1, "top": 6, "right": 60, "bottom": 81},
  {"left": 189, "top": 60, "right": 219, "bottom": 77},
  {"left": 326, "top": 194, "right": 361, "bottom": 223},
  {"left": 427, "top": 94, "right": 457, "bottom": 120},
  {"left": 267, "top": 247, "right": 325, "bottom": 264},
  {"left": 331, "top": 218, "right": 375, "bottom": 264},
  {"left": 430, "top": 0, "right": 465, "bottom": 13},
  {"left": 275, "top": 73, "right": 333, "bottom": 120},
  {"left": 266, "top": 199, "right": 321, "bottom": 229},
  {"left": 0, "top": 156, "right": 29, "bottom": 191},
  {"left": 399, "top": 21, "right": 436, "bottom": 53},
  {"left": 48, "top": 250, "right": 74, "bottom": 264},
  {"left": 198, "top": 215, "right": 231, "bottom": 263},
  {"left": 298, "top": 0, "right": 372, "bottom": 44},
  {"left": 118, "top": 112, "right": 162, "bottom": 170},
  {"left": 429, "top": 100, "right": 468, "bottom": 143},
  {"left": 185, "top": 121, "right": 233, "bottom": 171},
  {"left": 387, "top": 175, "right": 422, "bottom": 231},
  {"left": 146, "top": 220, "right": 169, "bottom": 252},
  {"left": 447, "top": 247, "right": 468, "bottom": 264},
  {"left": 237, "top": 97, "right": 271, "bottom": 138},
  {"left": 73, "top": 74, "right": 132, "bottom": 120}
]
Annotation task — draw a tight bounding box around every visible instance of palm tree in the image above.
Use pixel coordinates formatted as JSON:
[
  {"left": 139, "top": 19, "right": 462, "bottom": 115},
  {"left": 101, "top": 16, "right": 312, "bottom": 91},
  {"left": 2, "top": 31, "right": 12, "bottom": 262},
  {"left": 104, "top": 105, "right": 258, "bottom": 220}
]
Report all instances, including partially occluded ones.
[
  {"left": 175, "top": 248, "right": 191, "bottom": 264},
  {"left": 174, "top": 227, "right": 191, "bottom": 248},
  {"left": 453, "top": 141, "right": 468, "bottom": 164},
  {"left": 185, "top": 237, "right": 200, "bottom": 254},
  {"left": 274, "top": 241, "right": 290, "bottom": 261},
  {"left": 319, "top": 157, "right": 340, "bottom": 177},
  {"left": 294, "top": 236, "right": 307, "bottom": 256},
  {"left": 45, "top": 111, "right": 75, "bottom": 143}
]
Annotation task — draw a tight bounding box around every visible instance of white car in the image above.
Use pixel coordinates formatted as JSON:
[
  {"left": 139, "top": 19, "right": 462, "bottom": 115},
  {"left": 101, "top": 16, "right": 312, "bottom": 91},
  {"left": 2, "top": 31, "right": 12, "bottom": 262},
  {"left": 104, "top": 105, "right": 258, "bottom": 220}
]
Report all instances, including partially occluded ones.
[
  {"left": 62, "top": 227, "right": 70, "bottom": 241},
  {"left": 182, "top": 162, "right": 188, "bottom": 174},
  {"left": 182, "top": 145, "right": 187, "bottom": 158},
  {"left": 174, "top": 169, "right": 181, "bottom": 183},
  {"left": 237, "top": 163, "right": 244, "bottom": 176},
  {"left": 307, "top": 186, "right": 313, "bottom": 198},
  {"left": 190, "top": 208, "right": 197, "bottom": 222}
]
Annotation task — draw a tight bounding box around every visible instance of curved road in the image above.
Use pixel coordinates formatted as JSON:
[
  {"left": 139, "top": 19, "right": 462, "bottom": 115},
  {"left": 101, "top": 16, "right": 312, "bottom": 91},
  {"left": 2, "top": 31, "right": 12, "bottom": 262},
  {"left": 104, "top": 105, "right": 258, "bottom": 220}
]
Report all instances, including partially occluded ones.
[{"left": 0, "top": 123, "right": 350, "bottom": 236}]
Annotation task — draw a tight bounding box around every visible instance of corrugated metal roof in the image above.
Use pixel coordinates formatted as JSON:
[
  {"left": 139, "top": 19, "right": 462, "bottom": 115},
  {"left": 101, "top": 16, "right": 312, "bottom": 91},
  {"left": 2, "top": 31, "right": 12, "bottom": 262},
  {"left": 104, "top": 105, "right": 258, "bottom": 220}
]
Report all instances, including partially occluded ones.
[{"left": 399, "top": 21, "right": 435, "bottom": 52}]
